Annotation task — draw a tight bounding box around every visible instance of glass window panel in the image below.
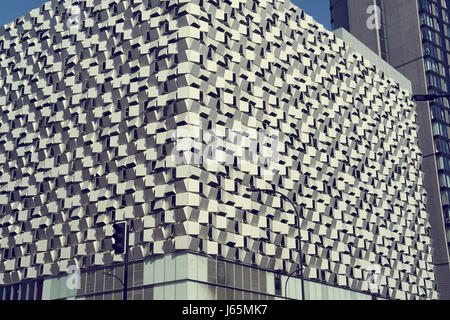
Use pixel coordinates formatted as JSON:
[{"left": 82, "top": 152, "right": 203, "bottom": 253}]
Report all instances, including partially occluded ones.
[
  {"left": 165, "top": 283, "right": 176, "bottom": 299},
  {"left": 95, "top": 270, "right": 104, "bottom": 293},
  {"left": 207, "top": 284, "right": 216, "bottom": 300},
  {"left": 243, "top": 267, "right": 251, "bottom": 290},
  {"left": 338, "top": 287, "right": 344, "bottom": 300},
  {"left": 143, "top": 260, "right": 154, "bottom": 285},
  {"left": 226, "top": 287, "right": 234, "bottom": 300},
  {"left": 144, "top": 286, "right": 153, "bottom": 300},
  {"left": 315, "top": 282, "right": 322, "bottom": 300},
  {"left": 175, "top": 254, "right": 188, "bottom": 280},
  {"left": 217, "top": 286, "right": 226, "bottom": 299},
  {"left": 103, "top": 293, "right": 113, "bottom": 300},
  {"left": 294, "top": 278, "right": 302, "bottom": 300},
  {"left": 153, "top": 285, "right": 164, "bottom": 300},
  {"left": 321, "top": 282, "right": 329, "bottom": 300},
  {"left": 114, "top": 266, "right": 124, "bottom": 290},
  {"left": 198, "top": 256, "right": 208, "bottom": 282},
  {"left": 175, "top": 283, "right": 187, "bottom": 300},
  {"left": 42, "top": 278, "right": 52, "bottom": 300},
  {"left": 77, "top": 272, "right": 86, "bottom": 296},
  {"left": 165, "top": 255, "right": 176, "bottom": 282},
  {"left": 113, "top": 291, "right": 122, "bottom": 300},
  {"left": 340, "top": 287, "right": 348, "bottom": 300},
  {"left": 259, "top": 269, "right": 266, "bottom": 293},
  {"left": 309, "top": 281, "right": 316, "bottom": 300},
  {"left": 94, "top": 293, "right": 103, "bottom": 300},
  {"left": 266, "top": 272, "right": 274, "bottom": 295},
  {"left": 304, "top": 280, "right": 310, "bottom": 299},
  {"left": 345, "top": 289, "right": 351, "bottom": 300},
  {"left": 251, "top": 268, "right": 259, "bottom": 292},
  {"left": 134, "top": 262, "right": 144, "bottom": 286},
  {"left": 132, "top": 288, "right": 143, "bottom": 300},
  {"left": 235, "top": 264, "right": 243, "bottom": 290},
  {"left": 28, "top": 282, "right": 35, "bottom": 300},
  {"left": 154, "top": 257, "right": 164, "bottom": 284},
  {"left": 103, "top": 268, "right": 113, "bottom": 292},
  {"left": 292, "top": 277, "right": 299, "bottom": 299},
  {"left": 187, "top": 253, "right": 198, "bottom": 281},
  {"left": 66, "top": 273, "right": 78, "bottom": 299},
  {"left": 85, "top": 271, "right": 95, "bottom": 294},
  {"left": 54, "top": 276, "right": 64, "bottom": 300},
  {"left": 187, "top": 281, "right": 198, "bottom": 300},
  {"left": 126, "top": 264, "right": 133, "bottom": 289},
  {"left": 251, "top": 292, "right": 260, "bottom": 300},
  {"left": 283, "top": 276, "right": 292, "bottom": 298},
  {"left": 207, "top": 257, "right": 216, "bottom": 284},
  {"left": 20, "top": 283, "right": 27, "bottom": 300},
  {"left": 217, "top": 261, "right": 226, "bottom": 285},
  {"left": 225, "top": 262, "right": 234, "bottom": 287},
  {"left": 197, "top": 283, "right": 209, "bottom": 300},
  {"left": 335, "top": 287, "right": 342, "bottom": 300},
  {"left": 12, "top": 284, "right": 19, "bottom": 300},
  {"left": 4, "top": 285, "right": 11, "bottom": 300}
]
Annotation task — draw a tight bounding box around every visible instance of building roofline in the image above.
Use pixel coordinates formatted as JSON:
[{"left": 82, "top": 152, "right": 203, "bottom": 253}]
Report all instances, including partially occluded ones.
[{"left": 333, "top": 27, "right": 412, "bottom": 92}]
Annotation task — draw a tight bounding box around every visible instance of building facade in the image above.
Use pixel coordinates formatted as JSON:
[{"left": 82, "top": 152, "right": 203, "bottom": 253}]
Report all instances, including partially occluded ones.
[
  {"left": 0, "top": 0, "right": 438, "bottom": 300},
  {"left": 331, "top": 0, "right": 450, "bottom": 299}
]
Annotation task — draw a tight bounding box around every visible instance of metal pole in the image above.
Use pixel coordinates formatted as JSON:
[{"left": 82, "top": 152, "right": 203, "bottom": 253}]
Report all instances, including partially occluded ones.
[
  {"left": 247, "top": 188, "right": 305, "bottom": 300},
  {"left": 103, "top": 272, "right": 125, "bottom": 289},
  {"left": 123, "top": 222, "right": 129, "bottom": 301},
  {"left": 284, "top": 267, "right": 302, "bottom": 300}
]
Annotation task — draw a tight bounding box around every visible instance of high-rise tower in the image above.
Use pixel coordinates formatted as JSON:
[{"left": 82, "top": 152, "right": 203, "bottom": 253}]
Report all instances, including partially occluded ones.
[{"left": 331, "top": 0, "right": 450, "bottom": 299}]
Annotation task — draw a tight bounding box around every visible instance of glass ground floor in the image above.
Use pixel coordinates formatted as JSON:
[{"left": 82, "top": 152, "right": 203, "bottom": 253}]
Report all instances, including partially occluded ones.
[{"left": 0, "top": 251, "right": 375, "bottom": 300}]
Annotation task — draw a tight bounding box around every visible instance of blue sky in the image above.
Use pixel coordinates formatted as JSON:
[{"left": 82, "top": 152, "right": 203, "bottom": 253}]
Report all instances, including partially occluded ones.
[
  {"left": 293, "top": 0, "right": 331, "bottom": 29},
  {"left": 0, "top": 0, "right": 331, "bottom": 29},
  {"left": 0, "top": 0, "right": 48, "bottom": 26}
]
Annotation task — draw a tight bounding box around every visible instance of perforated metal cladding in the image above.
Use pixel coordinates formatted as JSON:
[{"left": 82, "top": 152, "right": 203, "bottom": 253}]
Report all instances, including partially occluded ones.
[{"left": 0, "top": 0, "right": 438, "bottom": 299}]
